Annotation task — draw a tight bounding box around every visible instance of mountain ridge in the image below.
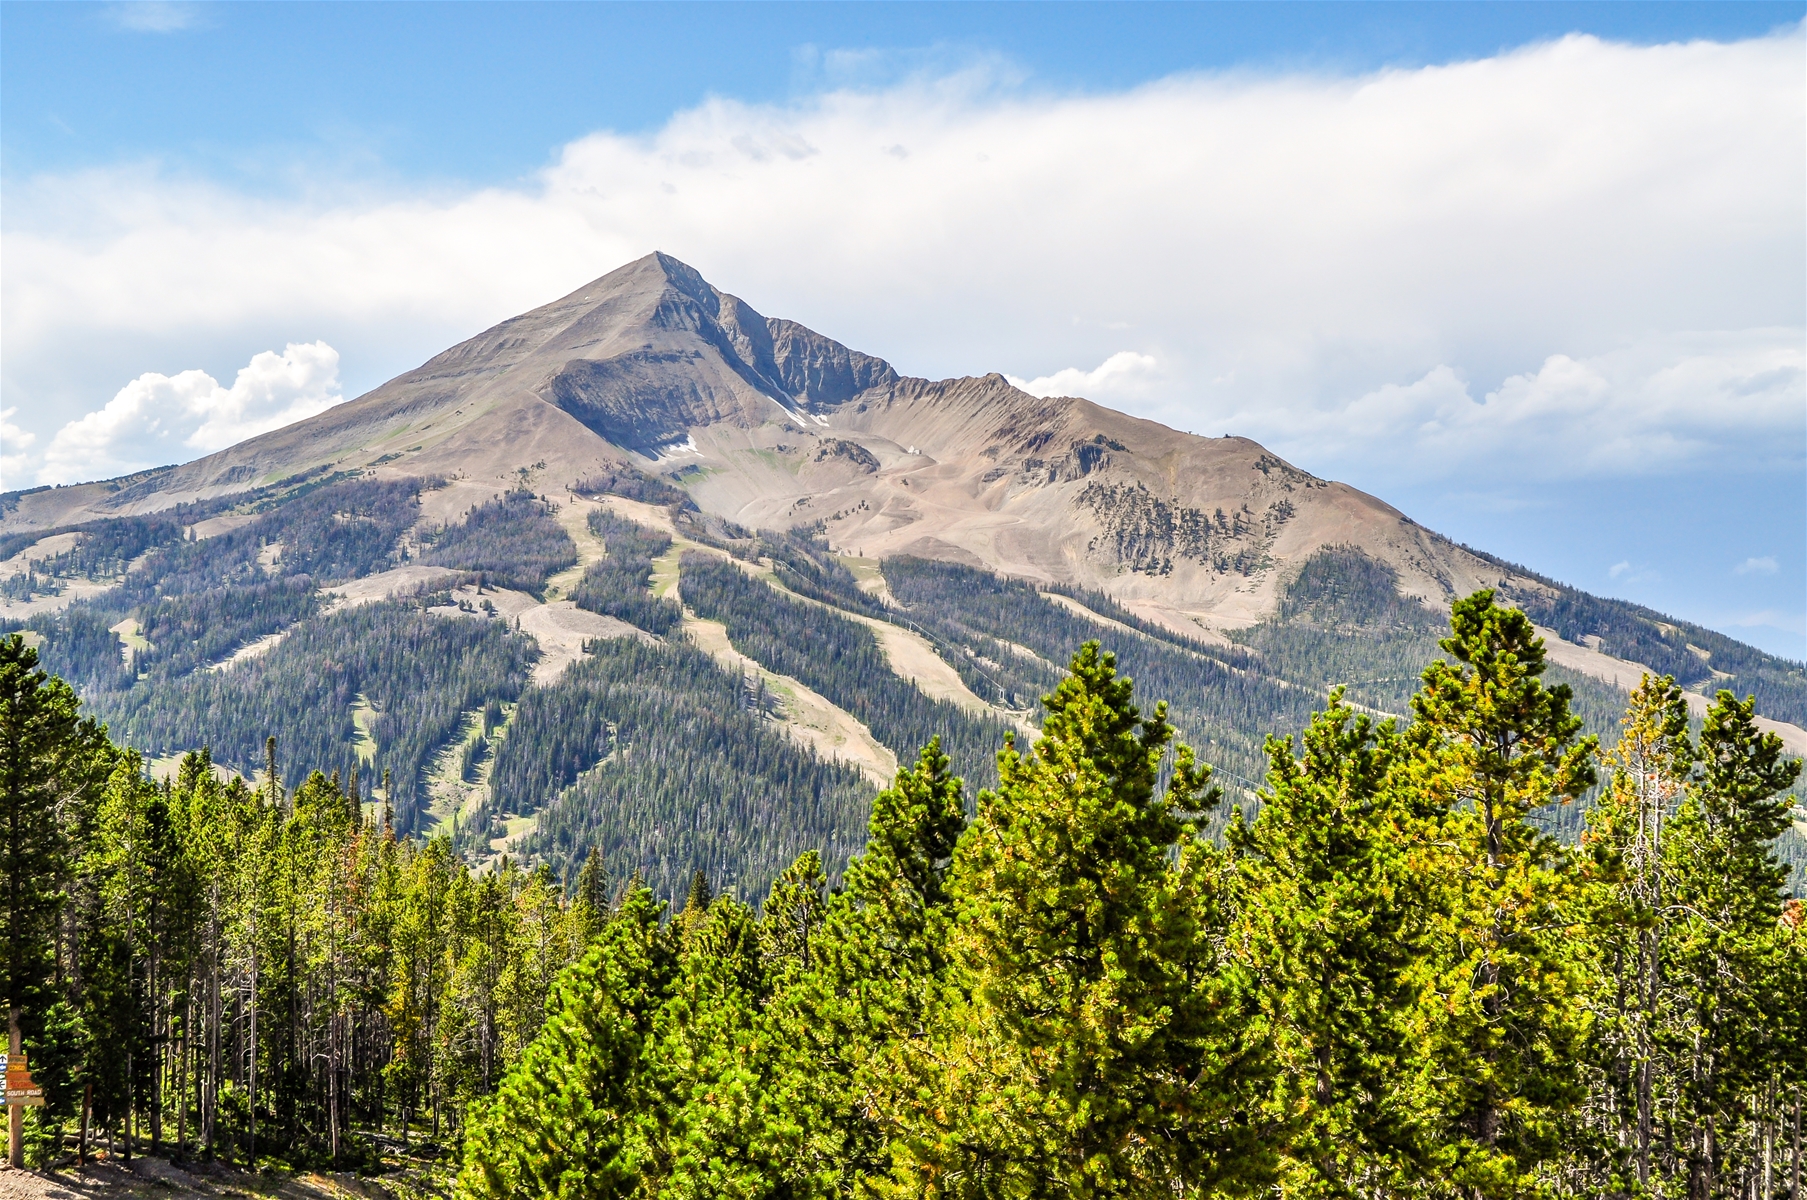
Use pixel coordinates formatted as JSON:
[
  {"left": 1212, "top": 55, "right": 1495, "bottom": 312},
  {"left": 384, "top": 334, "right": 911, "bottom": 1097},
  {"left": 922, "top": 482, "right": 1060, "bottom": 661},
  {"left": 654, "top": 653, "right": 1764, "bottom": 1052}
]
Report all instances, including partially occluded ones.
[
  {"left": 6, "top": 251, "right": 1527, "bottom": 637},
  {"left": 6, "top": 252, "right": 1803, "bottom": 756}
]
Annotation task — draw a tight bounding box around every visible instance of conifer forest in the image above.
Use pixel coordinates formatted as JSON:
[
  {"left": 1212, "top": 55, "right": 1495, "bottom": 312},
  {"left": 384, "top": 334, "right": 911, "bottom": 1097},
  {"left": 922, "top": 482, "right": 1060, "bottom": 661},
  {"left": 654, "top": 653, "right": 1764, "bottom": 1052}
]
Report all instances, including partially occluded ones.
[{"left": 3, "top": 580, "right": 1803, "bottom": 1198}]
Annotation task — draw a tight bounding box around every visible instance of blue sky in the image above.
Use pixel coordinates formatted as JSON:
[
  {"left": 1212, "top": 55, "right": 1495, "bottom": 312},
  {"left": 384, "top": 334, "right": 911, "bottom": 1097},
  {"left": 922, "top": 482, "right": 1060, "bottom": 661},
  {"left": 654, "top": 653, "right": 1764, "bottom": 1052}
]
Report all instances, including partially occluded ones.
[
  {"left": 3, "top": 1, "right": 1804, "bottom": 657},
  {"left": 8, "top": 3, "right": 1800, "bottom": 187}
]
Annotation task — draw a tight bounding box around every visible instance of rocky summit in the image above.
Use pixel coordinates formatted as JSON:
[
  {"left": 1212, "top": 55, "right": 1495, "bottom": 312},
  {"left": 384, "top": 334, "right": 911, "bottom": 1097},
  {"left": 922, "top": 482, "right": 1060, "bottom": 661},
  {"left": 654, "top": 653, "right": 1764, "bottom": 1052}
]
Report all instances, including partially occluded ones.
[{"left": 9, "top": 251, "right": 1531, "bottom": 638}]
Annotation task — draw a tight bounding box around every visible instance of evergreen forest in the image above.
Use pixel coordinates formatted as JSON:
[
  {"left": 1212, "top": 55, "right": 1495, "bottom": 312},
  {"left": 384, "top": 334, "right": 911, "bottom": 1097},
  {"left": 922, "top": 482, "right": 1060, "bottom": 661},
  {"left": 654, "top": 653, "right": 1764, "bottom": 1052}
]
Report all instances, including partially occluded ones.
[
  {"left": 3, "top": 466, "right": 1805, "bottom": 1197},
  {"left": 4, "top": 585, "right": 1804, "bottom": 1198}
]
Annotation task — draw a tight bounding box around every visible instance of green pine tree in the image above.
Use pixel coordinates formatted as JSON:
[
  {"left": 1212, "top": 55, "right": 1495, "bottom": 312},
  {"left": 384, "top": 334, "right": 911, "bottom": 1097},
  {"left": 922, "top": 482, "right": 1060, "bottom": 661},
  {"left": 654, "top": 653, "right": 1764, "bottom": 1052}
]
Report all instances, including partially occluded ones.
[
  {"left": 1662, "top": 690, "right": 1801, "bottom": 1198},
  {"left": 457, "top": 885, "right": 674, "bottom": 1200},
  {"left": 570, "top": 847, "right": 610, "bottom": 945},
  {"left": 1231, "top": 687, "right": 1422, "bottom": 1194},
  {"left": 766, "top": 738, "right": 970, "bottom": 1197},
  {"left": 1400, "top": 590, "right": 1598, "bottom": 1197},
  {"left": 890, "top": 642, "right": 1268, "bottom": 1197},
  {"left": 647, "top": 890, "right": 778, "bottom": 1199}
]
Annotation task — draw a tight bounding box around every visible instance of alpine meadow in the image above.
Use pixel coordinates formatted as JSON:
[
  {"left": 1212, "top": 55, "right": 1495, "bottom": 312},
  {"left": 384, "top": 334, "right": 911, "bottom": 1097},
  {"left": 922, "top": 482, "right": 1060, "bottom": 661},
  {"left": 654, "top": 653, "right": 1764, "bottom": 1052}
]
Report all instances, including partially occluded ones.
[{"left": 2, "top": 250, "right": 1802, "bottom": 1199}]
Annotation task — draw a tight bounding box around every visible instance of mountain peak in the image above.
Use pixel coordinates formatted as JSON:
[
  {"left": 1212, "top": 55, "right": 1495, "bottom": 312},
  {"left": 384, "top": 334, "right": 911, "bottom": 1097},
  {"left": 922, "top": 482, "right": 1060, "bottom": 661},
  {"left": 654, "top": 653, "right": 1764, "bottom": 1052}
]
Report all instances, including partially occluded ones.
[
  {"left": 552, "top": 250, "right": 707, "bottom": 309},
  {"left": 0, "top": 254, "right": 1515, "bottom": 647}
]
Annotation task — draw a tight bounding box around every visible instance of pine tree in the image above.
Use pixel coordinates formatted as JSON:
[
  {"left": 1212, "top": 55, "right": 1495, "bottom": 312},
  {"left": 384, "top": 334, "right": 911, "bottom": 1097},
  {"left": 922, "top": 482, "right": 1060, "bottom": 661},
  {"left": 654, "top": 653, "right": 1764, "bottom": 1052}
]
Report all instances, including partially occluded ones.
[
  {"left": 648, "top": 891, "right": 778, "bottom": 1198},
  {"left": 570, "top": 847, "right": 609, "bottom": 946},
  {"left": 0, "top": 635, "right": 110, "bottom": 1065},
  {"left": 1577, "top": 673, "right": 1692, "bottom": 1190},
  {"left": 1663, "top": 690, "right": 1801, "bottom": 1198},
  {"left": 1401, "top": 590, "right": 1598, "bottom": 1197},
  {"left": 893, "top": 642, "right": 1268, "bottom": 1197},
  {"left": 456, "top": 885, "right": 673, "bottom": 1200},
  {"left": 768, "top": 738, "right": 969, "bottom": 1196},
  {"left": 759, "top": 851, "right": 827, "bottom": 979},
  {"left": 676, "top": 869, "right": 713, "bottom": 948},
  {"left": 1231, "top": 687, "right": 1421, "bottom": 1193}
]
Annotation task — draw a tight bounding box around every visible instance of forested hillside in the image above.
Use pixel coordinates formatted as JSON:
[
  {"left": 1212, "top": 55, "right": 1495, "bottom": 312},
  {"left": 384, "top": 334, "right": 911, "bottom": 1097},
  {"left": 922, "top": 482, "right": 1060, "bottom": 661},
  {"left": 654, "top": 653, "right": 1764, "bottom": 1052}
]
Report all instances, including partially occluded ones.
[
  {"left": 1468, "top": 542, "right": 1807, "bottom": 725},
  {"left": 6, "top": 482, "right": 1800, "bottom": 894},
  {"left": 5, "top": 591, "right": 1802, "bottom": 1196},
  {"left": 499, "top": 638, "right": 872, "bottom": 902},
  {"left": 109, "top": 600, "right": 535, "bottom": 828},
  {"left": 8, "top": 475, "right": 424, "bottom": 695},
  {"left": 680, "top": 553, "right": 1013, "bottom": 793},
  {"left": 421, "top": 490, "right": 576, "bottom": 594},
  {"left": 568, "top": 510, "right": 681, "bottom": 635}
]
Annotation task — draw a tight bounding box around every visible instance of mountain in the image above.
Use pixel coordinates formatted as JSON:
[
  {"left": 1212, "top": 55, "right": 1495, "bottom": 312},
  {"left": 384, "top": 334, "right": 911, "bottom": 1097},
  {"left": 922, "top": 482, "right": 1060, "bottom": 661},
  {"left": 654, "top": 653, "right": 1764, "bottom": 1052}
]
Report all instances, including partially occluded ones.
[
  {"left": 5, "top": 252, "right": 1803, "bottom": 898},
  {"left": 8, "top": 251, "right": 1521, "bottom": 633}
]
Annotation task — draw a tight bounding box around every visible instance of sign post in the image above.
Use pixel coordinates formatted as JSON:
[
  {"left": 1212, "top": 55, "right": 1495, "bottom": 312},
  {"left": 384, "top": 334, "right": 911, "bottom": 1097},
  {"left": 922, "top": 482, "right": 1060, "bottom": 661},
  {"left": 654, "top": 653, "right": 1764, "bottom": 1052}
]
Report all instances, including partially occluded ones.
[{"left": 7, "top": 1010, "right": 44, "bottom": 1169}]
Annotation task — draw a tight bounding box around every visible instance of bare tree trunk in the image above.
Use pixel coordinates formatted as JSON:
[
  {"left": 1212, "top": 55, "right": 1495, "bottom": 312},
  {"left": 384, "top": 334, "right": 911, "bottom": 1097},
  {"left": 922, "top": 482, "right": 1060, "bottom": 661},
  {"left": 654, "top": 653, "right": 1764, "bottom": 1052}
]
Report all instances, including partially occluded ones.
[
  {"left": 1766, "top": 1084, "right": 1776, "bottom": 1200},
  {"left": 248, "top": 945, "right": 257, "bottom": 1164},
  {"left": 149, "top": 935, "right": 162, "bottom": 1153},
  {"left": 207, "top": 912, "right": 220, "bottom": 1157},
  {"left": 176, "top": 1028, "right": 188, "bottom": 1160},
  {"left": 328, "top": 1025, "right": 340, "bottom": 1169},
  {"left": 1790, "top": 1090, "right": 1801, "bottom": 1200},
  {"left": 1637, "top": 922, "right": 1656, "bottom": 1186},
  {"left": 8, "top": 1009, "right": 23, "bottom": 1169}
]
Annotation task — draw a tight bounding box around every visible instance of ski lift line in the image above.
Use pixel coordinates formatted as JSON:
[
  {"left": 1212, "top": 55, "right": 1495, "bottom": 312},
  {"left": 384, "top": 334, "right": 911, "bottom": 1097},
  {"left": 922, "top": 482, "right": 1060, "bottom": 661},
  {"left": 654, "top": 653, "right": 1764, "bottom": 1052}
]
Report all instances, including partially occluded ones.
[
  {"left": 764, "top": 556, "right": 1018, "bottom": 706},
  {"left": 756, "top": 561, "right": 1395, "bottom": 789}
]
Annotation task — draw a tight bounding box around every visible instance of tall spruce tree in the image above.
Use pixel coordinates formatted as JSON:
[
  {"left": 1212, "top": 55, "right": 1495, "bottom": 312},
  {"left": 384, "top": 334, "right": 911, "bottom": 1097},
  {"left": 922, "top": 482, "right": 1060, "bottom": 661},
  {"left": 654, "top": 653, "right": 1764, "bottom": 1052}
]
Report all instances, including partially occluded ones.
[
  {"left": 1662, "top": 690, "right": 1801, "bottom": 1199},
  {"left": 0, "top": 635, "right": 109, "bottom": 1048},
  {"left": 774, "top": 739, "right": 970, "bottom": 1196},
  {"left": 647, "top": 889, "right": 779, "bottom": 1198},
  {"left": 1231, "top": 688, "right": 1422, "bottom": 1195},
  {"left": 1577, "top": 673, "right": 1692, "bottom": 1191},
  {"left": 891, "top": 643, "right": 1269, "bottom": 1197},
  {"left": 1401, "top": 591, "right": 1598, "bottom": 1198}
]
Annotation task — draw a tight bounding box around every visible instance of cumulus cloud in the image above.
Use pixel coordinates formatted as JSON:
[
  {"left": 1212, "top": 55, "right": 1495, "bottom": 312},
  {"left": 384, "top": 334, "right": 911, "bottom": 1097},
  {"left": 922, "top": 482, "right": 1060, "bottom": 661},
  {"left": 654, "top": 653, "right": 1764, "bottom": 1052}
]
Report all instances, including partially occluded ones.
[
  {"left": 2, "top": 27, "right": 1801, "bottom": 490},
  {"left": 1007, "top": 352, "right": 1160, "bottom": 403},
  {"left": 1223, "top": 330, "right": 1805, "bottom": 483},
  {"left": 38, "top": 342, "right": 344, "bottom": 486},
  {"left": 1, "top": 410, "right": 37, "bottom": 489},
  {"left": 1736, "top": 556, "right": 1780, "bottom": 575}
]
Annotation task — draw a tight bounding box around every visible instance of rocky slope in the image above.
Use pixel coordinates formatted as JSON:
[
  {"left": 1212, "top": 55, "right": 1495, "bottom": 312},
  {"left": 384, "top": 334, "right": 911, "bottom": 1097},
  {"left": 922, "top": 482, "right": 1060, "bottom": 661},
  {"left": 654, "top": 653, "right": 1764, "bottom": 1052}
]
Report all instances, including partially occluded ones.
[{"left": 5, "top": 252, "right": 1526, "bottom": 639}]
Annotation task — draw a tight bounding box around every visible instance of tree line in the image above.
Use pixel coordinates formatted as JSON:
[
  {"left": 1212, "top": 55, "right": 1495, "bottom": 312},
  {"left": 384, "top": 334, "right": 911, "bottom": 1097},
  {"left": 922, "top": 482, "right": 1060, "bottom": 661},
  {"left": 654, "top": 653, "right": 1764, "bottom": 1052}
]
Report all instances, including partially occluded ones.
[
  {"left": 2, "top": 631, "right": 604, "bottom": 1169},
  {"left": 459, "top": 591, "right": 1803, "bottom": 1199},
  {"left": 4, "top": 588, "right": 1802, "bottom": 1197}
]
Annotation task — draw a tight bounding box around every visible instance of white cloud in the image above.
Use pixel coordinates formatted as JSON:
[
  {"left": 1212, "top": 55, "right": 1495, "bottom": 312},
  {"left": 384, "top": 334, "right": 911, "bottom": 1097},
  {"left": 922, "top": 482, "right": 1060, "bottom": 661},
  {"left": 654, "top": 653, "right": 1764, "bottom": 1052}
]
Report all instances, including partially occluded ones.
[
  {"left": 1735, "top": 556, "right": 1780, "bottom": 575},
  {"left": 1223, "top": 331, "right": 1805, "bottom": 483},
  {"left": 38, "top": 342, "right": 344, "bottom": 486},
  {"left": 106, "top": 3, "right": 201, "bottom": 33},
  {"left": 1725, "top": 608, "right": 1805, "bottom": 634},
  {"left": 2, "top": 27, "right": 1801, "bottom": 490},
  {"left": 1007, "top": 351, "right": 1160, "bottom": 403},
  {"left": 1, "top": 409, "right": 37, "bottom": 489}
]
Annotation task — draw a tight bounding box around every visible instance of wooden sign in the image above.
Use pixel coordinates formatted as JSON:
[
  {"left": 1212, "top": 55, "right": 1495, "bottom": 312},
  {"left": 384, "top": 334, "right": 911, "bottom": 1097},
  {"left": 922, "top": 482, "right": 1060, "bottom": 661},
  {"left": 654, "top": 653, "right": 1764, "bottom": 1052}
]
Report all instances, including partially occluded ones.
[{"left": 5, "top": 1052, "right": 44, "bottom": 1106}]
